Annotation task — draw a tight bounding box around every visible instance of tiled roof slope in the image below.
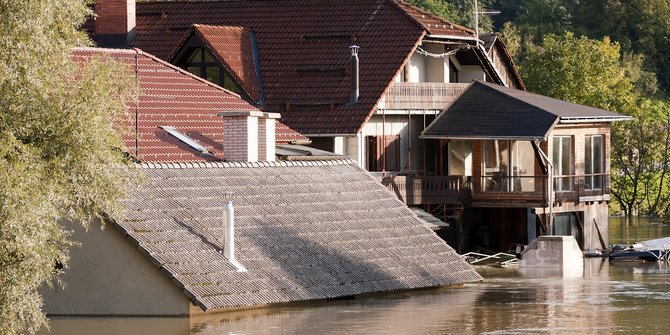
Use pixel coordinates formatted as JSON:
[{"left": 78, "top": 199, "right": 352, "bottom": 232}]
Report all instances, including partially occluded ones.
[
  {"left": 275, "top": 122, "right": 311, "bottom": 144},
  {"left": 392, "top": 0, "right": 475, "bottom": 38},
  {"left": 171, "top": 25, "right": 262, "bottom": 103},
  {"left": 128, "top": 0, "right": 476, "bottom": 135},
  {"left": 422, "top": 81, "right": 631, "bottom": 140},
  {"left": 117, "top": 160, "right": 482, "bottom": 311},
  {"left": 73, "top": 47, "right": 303, "bottom": 162}
]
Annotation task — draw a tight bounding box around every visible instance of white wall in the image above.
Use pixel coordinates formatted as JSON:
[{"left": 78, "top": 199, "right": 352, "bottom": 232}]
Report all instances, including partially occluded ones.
[
  {"left": 41, "top": 221, "right": 192, "bottom": 316},
  {"left": 363, "top": 114, "right": 431, "bottom": 172},
  {"left": 424, "top": 43, "right": 446, "bottom": 83},
  {"left": 406, "top": 52, "right": 425, "bottom": 83},
  {"left": 459, "top": 65, "right": 486, "bottom": 82}
]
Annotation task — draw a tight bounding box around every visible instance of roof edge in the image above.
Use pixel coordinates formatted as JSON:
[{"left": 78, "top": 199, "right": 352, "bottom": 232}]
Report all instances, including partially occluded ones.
[
  {"left": 390, "top": 0, "right": 476, "bottom": 37},
  {"left": 136, "top": 159, "right": 358, "bottom": 169}
]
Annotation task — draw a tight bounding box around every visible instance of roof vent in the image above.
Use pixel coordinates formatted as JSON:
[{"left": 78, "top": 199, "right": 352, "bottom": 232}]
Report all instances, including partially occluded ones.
[
  {"left": 222, "top": 192, "right": 247, "bottom": 272},
  {"left": 348, "top": 45, "right": 360, "bottom": 104}
]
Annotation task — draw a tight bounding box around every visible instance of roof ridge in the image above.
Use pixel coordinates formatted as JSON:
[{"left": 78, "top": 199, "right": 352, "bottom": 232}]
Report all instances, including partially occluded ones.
[{"left": 136, "top": 159, "right": 357, "bottom": 169}]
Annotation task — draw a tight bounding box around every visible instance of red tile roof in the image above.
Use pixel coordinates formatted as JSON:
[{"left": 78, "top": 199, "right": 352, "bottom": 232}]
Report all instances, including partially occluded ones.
[
  {"left": 169, "top": 24, "right": 262, "bottom": 104},
  {"left": 275, "top": 122, "right": 311, "bottom": 144},
  {"left": 124, "top": 0, "right": 476, "bottom": 135},
  {"left": 72, "top": 47, "right": 303, "bottom": 162}
]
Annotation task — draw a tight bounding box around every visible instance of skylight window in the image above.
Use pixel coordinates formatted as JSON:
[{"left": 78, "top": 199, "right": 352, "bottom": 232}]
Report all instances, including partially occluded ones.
[{"left": 159, "top": 126, "right": 210, "bottom": 154}]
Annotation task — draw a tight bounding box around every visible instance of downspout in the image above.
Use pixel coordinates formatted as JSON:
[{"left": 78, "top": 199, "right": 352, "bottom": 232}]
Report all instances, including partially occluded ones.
[
  {"left": 223, "top": 192, "right": 248, "bottom": 272},
  {"left": 533, "top": 140, "right": 554, "bottom": 234}
]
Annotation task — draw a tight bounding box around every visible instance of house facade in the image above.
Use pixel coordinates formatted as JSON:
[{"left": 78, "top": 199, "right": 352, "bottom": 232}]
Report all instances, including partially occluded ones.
[
  {"left": 419, "top": 82, "right": 630, "bottom": 252},
  {"left": 87, "top": 0, "right": 626, "bottom": 253}
]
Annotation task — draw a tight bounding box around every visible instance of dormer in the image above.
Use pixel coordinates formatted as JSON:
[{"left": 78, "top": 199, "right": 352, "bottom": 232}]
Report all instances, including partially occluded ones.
[{"left": 169, "top": 24, "right": 265, "bottom": 106}]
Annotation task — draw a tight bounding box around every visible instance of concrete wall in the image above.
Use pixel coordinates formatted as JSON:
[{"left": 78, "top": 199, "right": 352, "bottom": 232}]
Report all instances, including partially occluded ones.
[
  {"left": 41, "top": 220, "right": 192, "bottom": 316},
  {"left": 406, "top": 52, "right": 425, "bottom": 83},
  {"left": 520, "top": 235, "right": 584, "bottom": 277}
]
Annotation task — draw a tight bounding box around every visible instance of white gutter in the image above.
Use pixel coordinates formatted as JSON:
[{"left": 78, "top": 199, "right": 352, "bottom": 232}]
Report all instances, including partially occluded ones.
[
  {"left": 223, "top": 192, "right": 247, "bottom": 272},
  {"left": 559, "top": 116, "right": 634, "bottom": 123}
]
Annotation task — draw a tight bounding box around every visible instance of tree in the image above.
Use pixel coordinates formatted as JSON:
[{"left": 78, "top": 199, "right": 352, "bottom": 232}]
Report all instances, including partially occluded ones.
[
  {"left": 0, "top": 1, "right": 134, "bottom": 334},
  {"left": 521, "top": 32, "right": 636, "bottom": 112}
]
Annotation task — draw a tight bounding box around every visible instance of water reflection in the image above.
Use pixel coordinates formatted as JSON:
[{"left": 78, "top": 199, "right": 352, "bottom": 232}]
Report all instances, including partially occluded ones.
[{"left": 40, "top": 218, "right": 670, "bottom": 334}]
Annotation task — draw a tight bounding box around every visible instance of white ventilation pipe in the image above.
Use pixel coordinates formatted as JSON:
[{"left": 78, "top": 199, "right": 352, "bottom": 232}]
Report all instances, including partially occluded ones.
[{"left": 223, "top": 192, "right": 247, "bottom": 272}]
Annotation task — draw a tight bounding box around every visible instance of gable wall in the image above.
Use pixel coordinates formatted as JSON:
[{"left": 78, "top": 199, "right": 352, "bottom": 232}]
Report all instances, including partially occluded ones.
[{"left": 41, "top": 220, "right": 192, "bottom": 316}]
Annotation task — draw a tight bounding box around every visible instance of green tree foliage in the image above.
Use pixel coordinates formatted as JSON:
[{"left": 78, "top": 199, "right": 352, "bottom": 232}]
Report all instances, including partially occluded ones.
[
  {"left": 0, "top": 1, "right": 134, "bottom": 334},
  {"left": 521, "top": 33, "right": 636, "bottom": 112}
]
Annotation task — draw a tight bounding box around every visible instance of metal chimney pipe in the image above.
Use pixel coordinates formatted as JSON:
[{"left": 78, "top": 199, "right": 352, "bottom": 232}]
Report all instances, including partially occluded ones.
[
  {"left": 349, "top": 45, "right": 360, "bottom": 104},
  {"left": 222, "top": 192, "right": 247, "bottom": 272}
]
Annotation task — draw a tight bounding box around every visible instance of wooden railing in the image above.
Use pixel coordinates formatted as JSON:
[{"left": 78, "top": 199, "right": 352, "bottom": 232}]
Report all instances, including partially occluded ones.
[
  {"left": 383, "top": 82, "right": 470, "bottom": 110},
  {"left": 377, "top": 175, "right": 465, "bottom": 205}
]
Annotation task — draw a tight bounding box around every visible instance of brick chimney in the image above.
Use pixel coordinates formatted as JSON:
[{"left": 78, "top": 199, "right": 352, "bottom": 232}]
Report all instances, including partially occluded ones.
[
  {"left": 219, "top": 111, "right": 280, "bottom": 162},
  {"left": 258, "top": 112, "right": 281, "bottom": 161},
  {"left": 95, "top": 0, "right": 136, "bottom": 47}
]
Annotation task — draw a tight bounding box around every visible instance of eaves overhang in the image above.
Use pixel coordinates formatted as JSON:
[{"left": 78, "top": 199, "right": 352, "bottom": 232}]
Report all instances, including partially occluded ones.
[{"left": 559, "top": 115, "right": 634, "bottom": 123}]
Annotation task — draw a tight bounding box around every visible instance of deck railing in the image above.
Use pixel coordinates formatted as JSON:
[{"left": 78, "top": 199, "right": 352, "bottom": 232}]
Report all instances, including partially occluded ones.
[
  {"left": 377, "top": 175, "right": 464, "bottom": 205},
  {"left": 376, "top": 172, "right": 610, "bottom": 207},
  {"left": 383, "top": 82, "right": 470, "bottom": 110}
]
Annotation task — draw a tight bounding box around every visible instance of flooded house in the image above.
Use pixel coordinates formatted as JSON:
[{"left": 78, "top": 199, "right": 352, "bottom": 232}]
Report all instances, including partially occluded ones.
[
  {"left": 419, "top": 82, "right": 631, "bottom": 253},
  {"left": 87, "top": 0, "right": 630, "bottom": 254},
  {"left": 41, "top": 47, "right": 481, "bottom": 316}
]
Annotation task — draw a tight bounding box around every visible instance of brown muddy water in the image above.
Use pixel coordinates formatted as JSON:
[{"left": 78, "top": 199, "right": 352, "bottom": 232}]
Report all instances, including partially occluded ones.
[{"left": 39, "top": 217, "right": 670, "bottom": 335}]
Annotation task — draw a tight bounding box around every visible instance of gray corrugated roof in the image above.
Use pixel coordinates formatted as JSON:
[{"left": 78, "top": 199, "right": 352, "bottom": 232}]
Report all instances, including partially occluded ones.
[
  {"left": 421, "top": 81, "right": 631, "bottom": 140},
  {"left": 117, "top": 160, "right": 481, "bottom": 311}
]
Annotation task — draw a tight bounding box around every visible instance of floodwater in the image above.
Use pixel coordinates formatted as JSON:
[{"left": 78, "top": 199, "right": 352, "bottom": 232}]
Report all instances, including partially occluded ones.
[{"left": 39, "top": 217, "right": 670, "bottom": 335}]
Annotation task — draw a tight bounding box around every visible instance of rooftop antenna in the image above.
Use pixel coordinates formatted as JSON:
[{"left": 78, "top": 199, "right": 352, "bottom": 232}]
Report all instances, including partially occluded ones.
[{"left": 473, "top": 0, "right": 500, "bottom": 43}]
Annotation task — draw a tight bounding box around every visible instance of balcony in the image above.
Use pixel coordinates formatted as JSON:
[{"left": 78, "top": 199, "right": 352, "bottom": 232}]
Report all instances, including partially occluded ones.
[
  {"left": 377, "top": 174, "right": 465, "bottom": 205},
  {"left": 382, "top": 82, "right": 470, "bottom": 110},
  {"left": 377, "top": 173, "right": 610, "bottom": 208}
]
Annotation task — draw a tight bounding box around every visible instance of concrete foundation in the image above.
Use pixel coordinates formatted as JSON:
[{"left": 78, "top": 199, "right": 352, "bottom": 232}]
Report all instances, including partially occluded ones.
[{"left": 520, "top": 236, "right": 584, "bottom": 277}]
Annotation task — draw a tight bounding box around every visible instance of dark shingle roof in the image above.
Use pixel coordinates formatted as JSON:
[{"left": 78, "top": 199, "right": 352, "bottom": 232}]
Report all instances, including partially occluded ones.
[
  {"left": 421, "top": 81, "right": 631, "bottom": 140},
  {"left": 73, "top": 47, "right": 305, "bottom": 162},
  {"left": 117, "top": 160, "right": 482, "bottom": 311},
  {"left": 127, "top": 0, "right": 476, "bottom": 135}
]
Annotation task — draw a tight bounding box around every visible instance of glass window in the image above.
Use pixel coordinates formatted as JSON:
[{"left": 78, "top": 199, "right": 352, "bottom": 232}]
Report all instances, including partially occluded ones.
[
  {"left": 482, "top": 140, "right": 535, "bottom": 192},
  {"left": 449, "top": 61, "right": 458, "bottom": 83},
  {"left": 552, "top": 136, "right": 573, "bottom": 191},
  {"left": 511, "top": 141, "right": 536, "bottom": 192},
  {"left": 178, "top": 47, "right": 247, "bottom": 97},
  {"left": 448, "top": 140, "right": 472, "bottom": 177},
  {"left": 585, "top": 135, "right": 604, "bottom": 190}
]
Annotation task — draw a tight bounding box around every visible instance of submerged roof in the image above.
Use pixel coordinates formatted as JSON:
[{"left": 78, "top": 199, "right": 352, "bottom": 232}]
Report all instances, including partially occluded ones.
[
  {"left": 117, "top": 160, "right": 482, "bottom": 311},
  {"left": 73, "top": 47, "right": 304, "bottom": 162},
  {"left": 421, "top": 81, "right": 632, "bottom": 140},
  {"left": 125, "top": 0, "right": 477, "bottom": 135}
]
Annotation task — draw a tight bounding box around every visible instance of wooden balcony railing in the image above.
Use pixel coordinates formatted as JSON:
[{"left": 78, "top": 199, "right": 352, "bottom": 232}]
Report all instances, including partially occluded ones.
[
  {"left": 383, "top": 82, "right": 470, "bottom": 110},
  {"left": 377, "top": 173, "right": 610, "bottom": 207},
  {"left": 377, "top": 175, "right": 464, "bottom": 205}
]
